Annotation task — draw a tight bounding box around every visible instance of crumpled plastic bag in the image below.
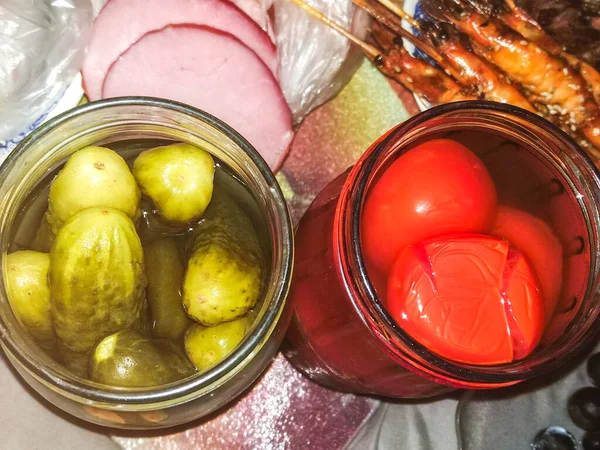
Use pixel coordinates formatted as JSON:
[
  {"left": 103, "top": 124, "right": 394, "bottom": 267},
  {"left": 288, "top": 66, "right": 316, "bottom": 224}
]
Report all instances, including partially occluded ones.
[
  {"left": 0, "top": 0, "right": 93, "bottom": 141},
  {"left": 274, "top": 0, "right": 370, "bottom": 124},
  {"left": 231, "top": 0, "right": 276, "bottom": 39}
]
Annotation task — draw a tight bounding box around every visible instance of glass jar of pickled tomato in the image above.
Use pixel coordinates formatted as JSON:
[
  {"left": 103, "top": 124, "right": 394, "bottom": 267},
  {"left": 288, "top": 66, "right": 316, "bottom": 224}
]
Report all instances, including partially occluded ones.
[
  {"left": 284, "top": 101, "right": 600, "bottom": 398},
  {"left": 0, "top": 98, "right": 293, "bottom": 428}
]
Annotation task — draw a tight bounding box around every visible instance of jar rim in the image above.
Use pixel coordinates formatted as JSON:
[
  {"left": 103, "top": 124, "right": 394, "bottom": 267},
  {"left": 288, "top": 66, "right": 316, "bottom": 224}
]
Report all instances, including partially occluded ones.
[
  {"left": 336, "top": 100, "right": 600, "bottom": 386},
  {"left": 0, "top": 97, "right": 294, "bottom": 406}
]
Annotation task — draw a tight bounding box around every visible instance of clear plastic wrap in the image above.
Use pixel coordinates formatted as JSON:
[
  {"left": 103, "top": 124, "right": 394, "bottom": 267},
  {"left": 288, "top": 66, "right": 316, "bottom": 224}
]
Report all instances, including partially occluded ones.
[
  {"left": 274, "top": 0, "right": 369, "bottom": 124},
  {"left": 0, "top": 0, "right": 93, "bottom": 142},
  {"left": 230, "top": 0, "right": 275, "bottom": 38}
]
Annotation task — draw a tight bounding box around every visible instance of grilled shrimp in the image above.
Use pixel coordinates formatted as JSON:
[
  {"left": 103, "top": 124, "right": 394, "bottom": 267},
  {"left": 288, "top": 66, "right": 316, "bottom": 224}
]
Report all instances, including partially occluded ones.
[
  {"left": 421, "top": 0, "right": 600, "bottom": 148},
  {"left": 287, "top": 0, "right": 475, "bottom": 105},
  {"left": 502, "top": 0, "right": 600, "bottom": 105},
  {"left": 419, "top": 21, "right": 536, "bottom": 111},
  {"left": 355, "top": 0, "right": 536, "bottom": 111},
  {"left": 462, "top": 0, "right": 600, "bottom": 104},
  {"left": 352, "top": 0, "right": 466, "bottom": 83},
  {"left": 370, "top": 23, "right": 477, "bottom": 105}
]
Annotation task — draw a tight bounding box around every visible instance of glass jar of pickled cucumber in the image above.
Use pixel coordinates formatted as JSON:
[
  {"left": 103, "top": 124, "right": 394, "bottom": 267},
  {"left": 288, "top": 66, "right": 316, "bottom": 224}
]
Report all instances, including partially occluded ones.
[{"left": 0, "top": 97, "right": 293, "bottom": 429}]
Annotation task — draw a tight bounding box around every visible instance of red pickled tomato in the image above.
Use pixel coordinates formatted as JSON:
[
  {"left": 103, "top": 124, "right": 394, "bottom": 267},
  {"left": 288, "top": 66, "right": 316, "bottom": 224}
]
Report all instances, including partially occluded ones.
[
  {"left": 386, "top": 235, "right": 545, "bottom": 365},
  {"left": 491, "top": 205, "right": 563, "bottom": 324},
  {"left": 362, "top": 139, "right": 497, "bottom": 275}
]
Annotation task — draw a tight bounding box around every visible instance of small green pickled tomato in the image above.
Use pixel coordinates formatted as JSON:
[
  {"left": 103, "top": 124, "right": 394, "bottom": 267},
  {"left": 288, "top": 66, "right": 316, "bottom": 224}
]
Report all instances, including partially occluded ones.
[
  {"left": 184, "top": 317, "right": 251, "bottom": 372},
  {"left": 48, "top": 146, "right": 140, "bottom": 234},
  {"left": 133, "top": 143, "right": 215, "bottom": 225}
]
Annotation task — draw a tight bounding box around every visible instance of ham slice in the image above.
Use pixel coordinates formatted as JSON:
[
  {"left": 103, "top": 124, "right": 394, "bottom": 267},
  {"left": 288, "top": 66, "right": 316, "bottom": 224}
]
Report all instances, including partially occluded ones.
[
  {"left": 102, "top": 25, "right": 293, "bottom": 170},
  {"left": 82, "top": 0, "right": 277, "bottom": 100}
]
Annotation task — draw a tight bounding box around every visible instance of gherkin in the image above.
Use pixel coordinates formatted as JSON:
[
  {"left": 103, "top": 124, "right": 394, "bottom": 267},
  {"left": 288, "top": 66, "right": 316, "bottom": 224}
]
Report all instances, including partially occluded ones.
[
  {"left": 184, "top": 316, "right": 252, "bottom": 372},
  {"left": 144, "top": 238, "right": 191, "bottom": 340},
  {"left": 5, "top": 251, "right": 57, "bottom": 357},
  {"left": 49, "top": 207, "right": 146, "bottom": 373},
  {"left": 47, "top": 146, "right": 140, "bottom": 234},
  {"left": 58, "top": 343, "right": 89, "bottom": 377},
  {"left": 30, "top": 211, "right": 54, "bottom": 253},
  {"left": 132, "top": 297, "right": 153, "bottom": 338},
  {"left": 133, "top": 143, "right": 214, "bottom": 225},
  {"left": 183, "top": 191, "right": 265, "bottom": 326},
  {"left": 89, "top": 329, "right": 195, "bottom": 387}
]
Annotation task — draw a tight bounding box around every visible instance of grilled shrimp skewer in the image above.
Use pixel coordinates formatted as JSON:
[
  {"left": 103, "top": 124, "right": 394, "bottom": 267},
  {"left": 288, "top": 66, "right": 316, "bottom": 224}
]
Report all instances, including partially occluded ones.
[
  {"left": 355, "top": 0, "right": 536, "bottom": 111},
  {"left": 502, "top": 0, "right": 600, "bottom": 106},
  {"left": 421, "top": 0, "right": 600, "bottom": 149},
  {"left": 461, "top": 0, "right": 600, "bottom": 105},
  {"left": 418, "top": 21, "right": 535, "bottom": 112},
  {"left": 363, "top": 0, "right": 597, "bottom": 151},
  {"left": 287, "top": 0, "right": 476, "bottom": 105},
  {"left": 370, "top": 23, "right": 477, "bottom": 104},
  {"left": 286, "top": 0, "right": 600, "bottom": 161},
  {"left": 351, "top": 0, "right": 463, "bottom": 81}
]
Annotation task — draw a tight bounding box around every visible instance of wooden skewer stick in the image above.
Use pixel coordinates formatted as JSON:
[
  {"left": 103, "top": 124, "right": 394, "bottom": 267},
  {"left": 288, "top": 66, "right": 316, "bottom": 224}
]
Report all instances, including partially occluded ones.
[
  {"left": 504, "top": 0, "right": 518, "bottom": 12},
  {"left": 352, "top": 0, "right": 438, "bottom": 62},
  {"left": 287, "top": 0, "right": 381, "bottom": 58},
  {"left": 375, "top": 0, "right": 420, "bottom": 30},
  {"left": 352, "top": 0, "right": 467, "bottom": 82}
]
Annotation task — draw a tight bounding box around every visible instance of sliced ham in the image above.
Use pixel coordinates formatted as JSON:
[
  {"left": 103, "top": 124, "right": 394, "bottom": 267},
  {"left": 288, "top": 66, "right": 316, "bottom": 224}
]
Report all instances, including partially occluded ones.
[
  {"left": 102, "top": 25, "right": 293, "bottom": 170},
  {"left": 82, "top": 0, "right": 277, "bottom": 100}
]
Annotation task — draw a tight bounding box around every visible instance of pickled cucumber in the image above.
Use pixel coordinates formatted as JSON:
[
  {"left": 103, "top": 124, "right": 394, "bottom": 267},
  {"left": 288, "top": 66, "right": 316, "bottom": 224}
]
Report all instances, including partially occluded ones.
[
  {"left": 133, "top": 143, "right": 214, "bottom": 225},
  {"left": 183, "top": 191, "right": 265, "bottom": 326},
  {"left": 30, "top": 211, "right": 54, "bottom": 253},
  {"left": 133, "top": 297, "right": 153, "bottom": 337},
  {"left": 144, "top": 238, "right": 191, "bottom": 340},
  {"left": 48, "top": 146, "right": 140, "bottom": 234},
  {"left": 49, "top": 207, "right": 146, "bottom": 372},
  {"left": 184, "top": 316, "right": 251, "bottom": 371},
  {"left": 5, "top": 251, "right": 57, "bottom": 356},
  {"left": 58, "top": 343, "right": 89, "bottom": 377},
  {"left": 136, "top": 198, "right": 189, "bottom": 243},
  {"left": 89, "top": 329, "right": 195, "bottom": 387}
]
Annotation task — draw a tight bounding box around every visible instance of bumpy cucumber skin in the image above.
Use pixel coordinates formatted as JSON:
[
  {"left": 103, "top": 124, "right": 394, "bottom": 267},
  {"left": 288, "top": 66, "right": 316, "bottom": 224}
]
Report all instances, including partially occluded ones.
[
  {"left": 49, "top": 207, "right": 146, "bottom": 372},
  {"left": 90, "top": 329, "right": 195, "bottom": 387},
  {"left": 183, "top": 192, "right": 265, "bottom": 326}
]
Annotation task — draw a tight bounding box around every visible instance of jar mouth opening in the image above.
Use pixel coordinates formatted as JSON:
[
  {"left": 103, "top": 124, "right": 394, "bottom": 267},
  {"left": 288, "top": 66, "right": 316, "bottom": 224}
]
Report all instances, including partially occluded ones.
[
  {"left": 0, "top": 97, "right": 294, "bottom": 406},
  {"left": 339, "top": 100, "right": 600, "bottom": 386}
]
